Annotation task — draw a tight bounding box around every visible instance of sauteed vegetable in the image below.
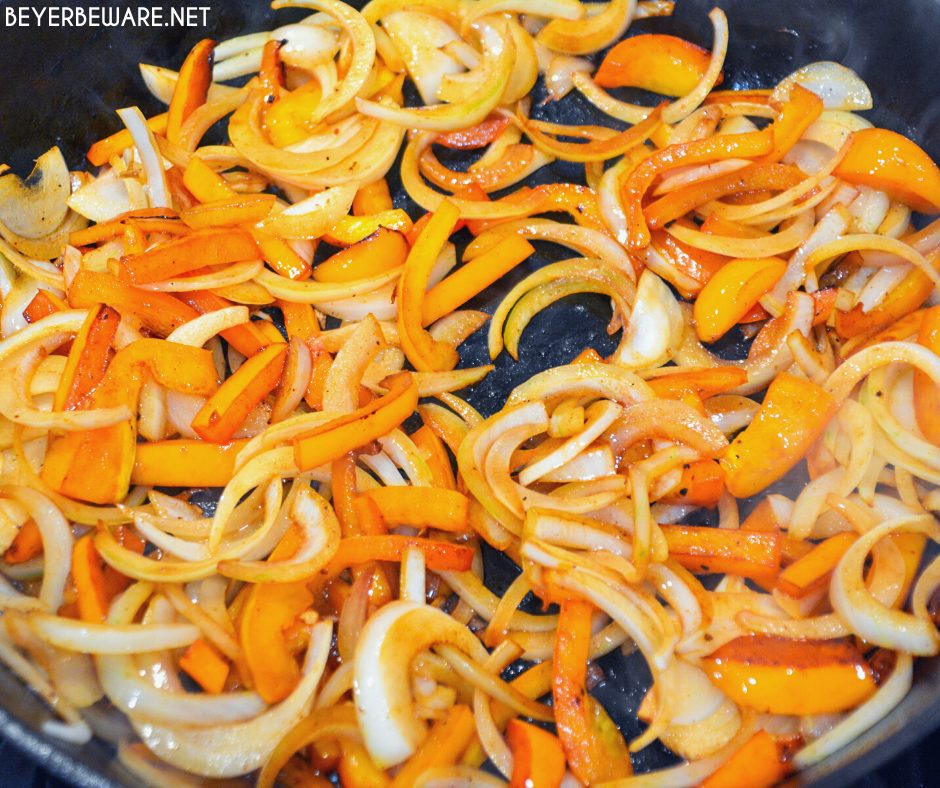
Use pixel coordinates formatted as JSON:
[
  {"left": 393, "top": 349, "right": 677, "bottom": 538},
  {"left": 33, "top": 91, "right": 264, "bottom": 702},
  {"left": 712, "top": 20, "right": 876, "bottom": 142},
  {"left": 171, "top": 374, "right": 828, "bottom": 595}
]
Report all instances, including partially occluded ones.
[{"left": 1, "top": 1, "right": 940, "bottom": 785}]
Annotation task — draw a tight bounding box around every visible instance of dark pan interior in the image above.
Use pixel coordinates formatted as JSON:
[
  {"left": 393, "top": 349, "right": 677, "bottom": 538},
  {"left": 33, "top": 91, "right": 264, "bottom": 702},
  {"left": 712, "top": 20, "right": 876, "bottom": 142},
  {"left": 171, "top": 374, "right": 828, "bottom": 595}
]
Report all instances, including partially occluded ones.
[{"left": 0, "top": 0, "right": 939, "bottom": 785}]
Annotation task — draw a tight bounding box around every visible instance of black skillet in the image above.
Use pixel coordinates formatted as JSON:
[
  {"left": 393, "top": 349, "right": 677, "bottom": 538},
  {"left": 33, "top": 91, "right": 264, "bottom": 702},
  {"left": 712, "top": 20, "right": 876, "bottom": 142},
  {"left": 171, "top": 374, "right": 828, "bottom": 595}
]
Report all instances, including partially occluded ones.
[{"left": 0, "top": 0, "right": 939, "bottom": 784}]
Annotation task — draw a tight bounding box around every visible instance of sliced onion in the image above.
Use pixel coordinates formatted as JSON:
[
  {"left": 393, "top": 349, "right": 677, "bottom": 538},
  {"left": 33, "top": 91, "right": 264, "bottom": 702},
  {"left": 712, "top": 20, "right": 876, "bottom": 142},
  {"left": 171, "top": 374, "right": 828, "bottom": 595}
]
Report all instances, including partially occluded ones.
[
  {"left": 116, "top": 107, "right": 170, "bottom": 209},
  {"left": 613, "top": 269, "right": 684, "bottom": 370},
  {"left": 772, "top": 61, "right": 873, "bottom": 111}
]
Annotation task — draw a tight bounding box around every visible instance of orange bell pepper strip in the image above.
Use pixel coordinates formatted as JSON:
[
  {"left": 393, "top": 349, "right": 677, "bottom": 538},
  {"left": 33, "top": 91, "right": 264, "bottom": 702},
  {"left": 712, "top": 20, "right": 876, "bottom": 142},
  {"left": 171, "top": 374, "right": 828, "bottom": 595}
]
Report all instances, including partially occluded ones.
[
  {"left": 258, "top": 39, "right": 285, "bottom": 99},
  {"left": 647, "top": 367, "right": 747, "bottom": 401},
  {"left": 389, "top": 705, "right": 476, "bottom": 788},
  {"left": 353, "top": 178, "right": 394, "bottom": 215},
  {"left": 71, "top": 534, "right": 110, "bottom": 623},
  {"left": 166, "top": 38, "right": 216, "bottom": 145},
  {"left": 658, "top": 460, "right": 726, "bottom": 508},
  {"left": 54, "top": 305, "right": 119, "bottom": 411},
  {"left": 397, "top": 201, "right": 461, "bottom": 372},
  {"left": 252, "top": 229, "right": 312, "bottom": 281},
  {"left": 693, "top": 256, "right": 787, "bottom": 343},
  {"left": 594, "top": 33, "right": 721, "bottom": 96},
  {"left": 278, "top": 299, "right": 320, "bottom": 345},
  {"left": 294, "top": 373, "right": 418, "bottom": 471},
  {"left": 760, "top": 84, "right": 823, "bottom": 163},
  {"left": 520, "top": 105, "right": 664, "bottom": 164},
  {"left": 23, "top": 290, "right": 66, "bottom": 323},
  {"left": 191, "top": 343, "right": 287, "bottom": 443},
  {"left": 319, "top": 534, "right": 474, "bottom": 579},
  {"left": 331, "top": 452, "right": 360, "bottom": 537},
  {"left": 914, "top": 304, "right": 940, "bottom": 445},
  {"left": 704, "top": 635, "right": 876, "bottom": 715},
  {"left": 436, "top": 115, "right": 510, "bottom": 149},
  {"left": 553, "top": 600, "right": 632, "bottom": 784},
  {"left": 182, "top": 156, "right": 237, "bottom": 203},
  {"left": 313, "top": 228, "right": 409, "bottom": 283},
  {"left": 239, "top": 524, "right": 313, "bottom": 703},
  {"left": 700, "top": 213, "right": 769, "bottom": 239},
  {"left": 130, "top": 439, "right": 248, "bottom": 487},
  {"left": 649, "top": 229, "right": 728, "bottom": 296},
  {"left": 528, "top": 183, "right": 611, "bottom": 235},
  {"left": 421, "top": 235, "right": 535, "bottom": 326},
  {"left": 834, "top": 126, "right": 940, "bottom": 213},
  {"left": 323, "top": 209, "right": 414, "bottom": 247},
  {"left": 363, "top": 487, "right": 469, "bottom": 532},
  {"left": 175, "top": 289, "right": 273, "bottom": 357},
  {"left": 42, "top": 339, "right": 220, "bottom": 504},
  {"left": 704, "top": 88, "right": 773, "bottom": 106},
  {"left": 165, "top": 165, "right": 199, "bottom": 212},
  {"left": 776, "top": 531, "right": 857, "bottom": 598},
  {"left": 644, "top": 163, "right": 805, "bottom": 230},
  {"left": 120, "top": 227, "right": 259, "bottom": 285},
  {"left": 86, "top": 113, "right": 169, "bottom": 167},
  {"left": 660, "top": 524, "right": 782, "bottom": 582},
  {"left": 721, "top": 373, "right": 838, "bottom": 499},
  {"left": 69, "top": 270, "right": 199, "bottom": 337},
  {"left": 701, "top": 730, "right": 789, "bottom": 788},
  {"left": 352, "top": 495, "right": 387, "bottom": 536},
  {"left": 179, "top": 638, "right": 230, "bottom": 695},
  {"left": 4, "top": 520, "right": 42, "bottom": 564},
  {"left": 70, "top": 216, "right": 189, "bottom": 248},
  {"left": 179, "top": 193, "right": 277, "bottom": 230},
  {"left": 622, "top": 131, "right": 773, "bottom": 249},
  {"left": 506, "top": 719, "right": 566, "bottom": 788},
  {"left": 338, "top": 739, "right": 390, "bottom": 788},
  {"left": 411, "top": 424, "right": 456, "bottom": 490}
]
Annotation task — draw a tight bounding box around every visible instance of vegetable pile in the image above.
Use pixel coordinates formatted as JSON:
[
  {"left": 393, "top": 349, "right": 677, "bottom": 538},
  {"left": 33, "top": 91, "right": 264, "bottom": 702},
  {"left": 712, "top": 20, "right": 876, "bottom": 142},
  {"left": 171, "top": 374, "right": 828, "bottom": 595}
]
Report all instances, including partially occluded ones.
[{"left": 1, "top": 0, "right": 940, "bottom": 785}]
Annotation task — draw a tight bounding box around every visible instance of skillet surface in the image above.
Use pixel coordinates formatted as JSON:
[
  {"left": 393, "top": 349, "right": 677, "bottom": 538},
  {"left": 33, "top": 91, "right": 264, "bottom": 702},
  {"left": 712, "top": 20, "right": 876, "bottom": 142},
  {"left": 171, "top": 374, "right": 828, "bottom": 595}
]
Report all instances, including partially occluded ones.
[{"left": 0, "top": 0, "right": 939, "bottom": 784}]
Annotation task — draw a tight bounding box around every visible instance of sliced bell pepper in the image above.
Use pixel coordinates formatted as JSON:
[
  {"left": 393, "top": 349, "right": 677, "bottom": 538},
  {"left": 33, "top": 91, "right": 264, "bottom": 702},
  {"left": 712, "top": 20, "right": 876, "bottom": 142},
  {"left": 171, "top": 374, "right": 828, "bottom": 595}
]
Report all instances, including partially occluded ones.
[
  {"left": 323, "top": 209, "right": 414, "bottom": 247},
  {"left": 644, "top": 163, "right": 805, "bottom": 230},
  {"left": 388, "top": 705, "right": 476, "bottom": 788},
  {"left": 86, "top": 112, "right": 168, "bottom": 167},
  {"left": 650, "top": 228, "right": 728, "bottom": 296},
  {"left": 263, "top": 81, "right": 323, "bottom": 148},
  {"left": 239, "top": 523, "right": 314, "bottom": 703},
  {"left": 23, "top": 290, "right": 66, "bottom": 323},
  {"left": 363, "top": 487, "right": 469, "bottom": 532},
  {"left": 721, "top": 373, "right": 838, "bottom": 499},
  {"left": 191, "top": 343, "right": 287, "bottom": 443},
  {"left": 422, "top": 235, "right": 534, "bottom": 326},
  {"left": 313, "top": 228, "right": 409, "bottom": 283},
  {"left": 397, "top": 201, "right": 461, "bottom": 371},
  {"left": 760, "top": 84, "right": 823, "bottom": 164},
  {"left": 69, "top": 270, "right": 199, "bottom": 337},
  {"left": 647, "top": 367, "right": 747, "bottom": 401},
  {"left": 251, "top": 229, "right": 312, "bottom": 281},
  {"left": 352, "top": 495, "right": 387, "bottom": 536},
  {"left": 693, "top": 256, "right": 787, "bottom": 343},
  {"left": 776, "top": 531, "right": 857, "bottom": 598},
  {"left": 182, "top": 156, "right": 237, "bottom": 203},
  {"left": 71, "top": 534, "right": 110, "bottom": 623},
  {"left": 622, "top": 131, "right": 773, "bottom": 249},
  {"left": 701, "top": 730, "right": 789, "bottom": 788},
  {"left": 54, "top": 305, "right": 119, "bottom": 411},
  {"left": 42, "top": 339, "right": 219, "bottom": 503},
  {"left": 594, "top": 33, "right": 721, "bottom": 96},
  {"left": 553, "top": 600, "right": 632, "bottom": 784},
  {"left": 69, "top": 209, "right": 187, "bottom": 247},
  {"left": 179, "top": 194, "right": 277, "bottom": 230},
  {"left": 658, "top": 460, "right": 726, "bottom": 508},
  {"left": 914, "top": 305, "right": 940, "bottom": 445},
  {"left": 175, "top": 289, "right": 273, "bottom": 357},
  {"left": 166, "top": 38, "right": 215, "bottom": 144},
  {"left": 353, "top": 178, "right": 394, "bottom": 215},
  {"left": 4, "top": 520, "right": 42, "bottom": 564},
  {"left": 179, "top": 638, "right": 230, "bottom": 695},
  {"left": 130, "top": 439, "right": 248, "bottom": 487},
  {"left": 293, "top": 372, "right": 418, "bottom": 471},
  {"left": 436, "top": 115, "right": 510, "bottom": 149},
  {"left": 338, "top": 739, "right": 390, "bottom": 788},
  {"left": 411, "top": 424, "right": 456, "bottom": 490},
  {"left": 660, "top": 524, "right": 781, "bottom": 582},
  {"left": 120, "top": 227, "right": 259, "bottom": 285},
  {"left": 703, "top": 88, "right": 773, "bottom": 106},
  {"left": 704, "top": 635, "right": 876, "bottom": 715},
  {"left": 834, "top": 127, "right": 940, "bottom": 213},
  {"left": 506, "top": 719, "right": 566, "bottom": 788},
  {"left": 319, "top": 534, "right": 474, "bottom": 580}
]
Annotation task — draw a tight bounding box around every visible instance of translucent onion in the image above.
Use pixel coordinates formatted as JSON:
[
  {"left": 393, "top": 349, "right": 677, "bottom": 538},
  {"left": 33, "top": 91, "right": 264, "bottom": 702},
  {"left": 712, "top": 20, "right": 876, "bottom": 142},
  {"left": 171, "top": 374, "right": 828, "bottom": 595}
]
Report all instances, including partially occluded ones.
[{"left": 116, "top": 107, "right": 170, "bottom": 209}]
